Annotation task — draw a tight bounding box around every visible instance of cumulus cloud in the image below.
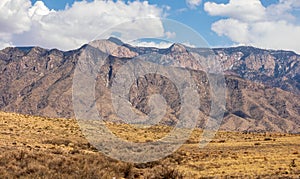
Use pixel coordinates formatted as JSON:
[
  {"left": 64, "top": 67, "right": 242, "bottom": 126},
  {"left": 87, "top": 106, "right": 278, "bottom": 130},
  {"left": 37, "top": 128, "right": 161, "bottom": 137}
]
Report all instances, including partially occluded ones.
[
  {"left": 204, "top": 0, "right": 266, "bottom": 22},
  {"left": 211, "top": 19, "right": 250, "bottom": 44},
  {"left": 28, "top": 1, "right": 53, "bottom": 19},
  {"left": 0, "top": 0, "right": 166, "bottom": 50},
  {"left": 204, "top": 0, "right": 300, "bottom": 53},
  {"left": 186, "top": 0, "right": 202, "bottom": 9},
  {"left": 0, "top": 0, "right": 32, "bottom": 38}
]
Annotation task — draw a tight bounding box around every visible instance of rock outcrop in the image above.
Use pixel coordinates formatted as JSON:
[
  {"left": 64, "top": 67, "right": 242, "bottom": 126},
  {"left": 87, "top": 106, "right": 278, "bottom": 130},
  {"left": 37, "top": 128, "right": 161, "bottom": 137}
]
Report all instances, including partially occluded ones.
[{"left": 0, "top": 38, "right": 299, "bottom": 133}]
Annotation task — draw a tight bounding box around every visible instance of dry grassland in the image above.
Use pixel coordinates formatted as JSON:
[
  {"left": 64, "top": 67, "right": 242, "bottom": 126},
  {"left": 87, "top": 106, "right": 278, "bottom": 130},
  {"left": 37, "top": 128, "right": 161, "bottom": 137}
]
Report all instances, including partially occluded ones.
[{"left": 0, "top": 111, "right": 299, "bottom": 178}]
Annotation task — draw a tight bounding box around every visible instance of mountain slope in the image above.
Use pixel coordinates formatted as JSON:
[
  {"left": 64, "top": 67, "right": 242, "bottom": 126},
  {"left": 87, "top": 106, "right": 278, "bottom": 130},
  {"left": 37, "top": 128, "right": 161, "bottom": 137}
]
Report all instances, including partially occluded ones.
[
  {"left": 213, "top": 46, "right": 300, "bottom": 94},
  {"left": 0, "top": 39, "right": 299, "bottom": 133}
]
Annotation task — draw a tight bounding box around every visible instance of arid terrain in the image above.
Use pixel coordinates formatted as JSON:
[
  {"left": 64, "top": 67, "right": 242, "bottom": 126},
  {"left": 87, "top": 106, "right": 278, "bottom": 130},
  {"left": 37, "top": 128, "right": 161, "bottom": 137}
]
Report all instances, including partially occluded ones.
[
  {"left": 0, "top": 111, "right": 299, "bottom": 178},
  {"left": 1, "top": 39, "right": 300, "bottom": 133},
  {"left": 1, "top": 38, "right": 300, "bottom": 178},
  {"left": 1, "top": 0, "right": 300, "bottom": 178}
]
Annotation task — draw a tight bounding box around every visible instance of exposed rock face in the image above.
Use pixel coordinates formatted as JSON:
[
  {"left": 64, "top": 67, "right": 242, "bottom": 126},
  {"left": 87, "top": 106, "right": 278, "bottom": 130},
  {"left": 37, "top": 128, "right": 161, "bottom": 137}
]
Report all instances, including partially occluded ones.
[
  {"left": 89, "top": 39, "right": 138, "bottom": 58},
  {"left": 0, "top": 39, "right": 299, "bottom": 133},
  {"left": 214, "top": 46, "right": 300, "bottom": 94}
]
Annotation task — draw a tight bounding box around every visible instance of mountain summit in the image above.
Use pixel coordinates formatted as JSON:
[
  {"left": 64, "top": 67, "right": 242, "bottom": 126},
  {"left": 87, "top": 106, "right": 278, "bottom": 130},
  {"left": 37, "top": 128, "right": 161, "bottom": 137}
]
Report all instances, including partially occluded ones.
[{"left": 0, "top": 38, "right": 299, "bottom": 133}]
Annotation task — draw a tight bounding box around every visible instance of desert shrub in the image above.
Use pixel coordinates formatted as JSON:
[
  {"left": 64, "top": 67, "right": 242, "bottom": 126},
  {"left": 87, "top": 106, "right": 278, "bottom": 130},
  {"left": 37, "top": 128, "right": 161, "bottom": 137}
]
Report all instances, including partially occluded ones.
[
  {"left": 156, "top": 166, "right": 183, "bottom": 179},
  {"left": 142, "top": 165, "right": 184, "bottom": 179},
  {"left": 290, "top": 159, "right": 297, "bottom": 168},
  {"left": 134, "top": 161, "right": 160, "bottom": 169},
  {"left": 264, "top": 137, "right": 272, "bottom": 141},
  {"left": 42, "top": 139, "right": 72, "bottom": 146}
]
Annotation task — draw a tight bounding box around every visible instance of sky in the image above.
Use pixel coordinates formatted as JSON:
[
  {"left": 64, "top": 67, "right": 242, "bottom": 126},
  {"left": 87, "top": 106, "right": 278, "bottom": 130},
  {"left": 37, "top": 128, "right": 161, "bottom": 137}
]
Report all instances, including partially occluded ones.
[{"left": 1, "top": 0, "right": 300, "bottom": 53}]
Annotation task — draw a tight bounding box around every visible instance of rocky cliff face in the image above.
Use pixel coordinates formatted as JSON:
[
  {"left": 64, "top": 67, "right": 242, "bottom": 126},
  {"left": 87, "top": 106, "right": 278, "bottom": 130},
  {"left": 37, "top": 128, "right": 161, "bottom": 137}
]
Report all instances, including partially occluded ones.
[
  {"left": 213, "top": 46, "right": 300, "bottom": 95},
  {"left": 0, "top": 39, "right": 299, "bottom": 133}
]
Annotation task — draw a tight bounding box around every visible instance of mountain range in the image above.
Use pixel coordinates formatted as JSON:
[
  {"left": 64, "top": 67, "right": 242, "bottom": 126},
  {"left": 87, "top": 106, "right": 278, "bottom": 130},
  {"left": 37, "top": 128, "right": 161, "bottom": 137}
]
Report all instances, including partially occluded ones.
[{"left": 0, "top": 37, "right": 299, "bottom": 133}]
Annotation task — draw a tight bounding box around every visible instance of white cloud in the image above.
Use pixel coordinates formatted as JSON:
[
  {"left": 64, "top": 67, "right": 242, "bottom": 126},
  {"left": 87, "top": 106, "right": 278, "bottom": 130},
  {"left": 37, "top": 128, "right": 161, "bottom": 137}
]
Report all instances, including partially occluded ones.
[
  {"left": 0, "top": 0, "right": 31, "bottom": 37},
  {"left": 176, "top": 8, "right": 188, "bottom": 13},
  {"left": 204, "top": 0, "right": 300, "bottom": 53},
  {"left": 165, "top": 31, "right": 176, "bottom": 39},
  {"left": 266, "top": 0, "right": 300, "bottom": 21},
  {"left": 28, "top": 1, "right": 53, "bottom": 20},
  {"left": 186, "top": 0, "right": 202, "bottom": 9},
  {"left": 129, "top": 40, "right": 197, "bottom": 49},
  {"left": 211, "top": 19, "right": 250, "bottom": 44},
  {"left": 181, "top": 42, "right": 196, "bottom": 48},
  {"left": 0, "top": 0, "right": 166, "bottom": 50},
  {"left": 0, "top": 40, "right": 12, "bottom": 49},
  {"left": 204, "top": 0, "right": 266, "bottom": 22},
  {"left": 129, "top": 41, "right": 173, "bottom": 49}
]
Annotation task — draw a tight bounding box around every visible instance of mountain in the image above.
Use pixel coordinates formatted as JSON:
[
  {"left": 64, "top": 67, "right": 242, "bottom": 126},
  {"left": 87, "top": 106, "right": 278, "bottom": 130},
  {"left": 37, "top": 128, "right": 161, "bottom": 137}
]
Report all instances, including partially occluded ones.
[
  {"left": 0, "top": 38, "right": 299, "bottom": 133},
  {"left": 213, "top": 46, "right": 300, "bottom": 95}
]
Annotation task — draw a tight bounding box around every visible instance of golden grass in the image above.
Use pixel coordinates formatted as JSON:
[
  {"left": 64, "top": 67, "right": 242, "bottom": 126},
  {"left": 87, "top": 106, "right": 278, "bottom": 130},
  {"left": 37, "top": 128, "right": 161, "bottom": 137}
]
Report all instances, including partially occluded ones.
[{"left": 0, "top": 111, "right": 299, "bottom": 178}]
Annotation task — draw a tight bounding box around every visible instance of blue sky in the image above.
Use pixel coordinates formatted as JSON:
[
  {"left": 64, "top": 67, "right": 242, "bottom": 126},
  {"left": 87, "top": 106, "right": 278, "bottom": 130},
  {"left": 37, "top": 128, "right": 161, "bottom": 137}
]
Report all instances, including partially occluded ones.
[
  {"left": 27, "top": 0, "right": 284, "bottom": 47},
  {"left": 27, "top": 0, "right": 228, "bottom": 47},
  {"left": 1, "top": 0, "right": 300, "bottom": 53}
]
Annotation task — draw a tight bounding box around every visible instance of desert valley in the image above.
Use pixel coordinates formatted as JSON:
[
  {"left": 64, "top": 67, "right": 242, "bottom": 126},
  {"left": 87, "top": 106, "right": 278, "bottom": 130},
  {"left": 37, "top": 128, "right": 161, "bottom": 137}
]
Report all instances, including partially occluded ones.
[{"left": 0, "top": 38, "right": 299, "bottom": 178}]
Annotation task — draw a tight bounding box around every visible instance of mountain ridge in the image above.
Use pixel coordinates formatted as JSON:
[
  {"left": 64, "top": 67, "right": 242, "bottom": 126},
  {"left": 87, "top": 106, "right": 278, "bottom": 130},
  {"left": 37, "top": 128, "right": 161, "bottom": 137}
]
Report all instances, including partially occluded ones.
[
  {"left": 5, "top": 38, "right": 298, "bottom": 57},
  {"left": 2, "top": 38, "right": 300, "bottom": 96},
  {"left": 0, "top": 38, "right": 299, "bottom": 133}
]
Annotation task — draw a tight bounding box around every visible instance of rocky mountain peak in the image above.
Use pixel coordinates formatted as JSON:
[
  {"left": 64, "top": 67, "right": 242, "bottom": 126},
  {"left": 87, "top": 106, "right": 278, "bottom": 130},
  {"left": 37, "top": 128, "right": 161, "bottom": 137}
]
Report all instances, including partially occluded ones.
[
  {"left": 107, "top": 37, "right": 124, "bottom": 46},
  {"left": 169, "top": 43, "right": 187, "bottom": 53},
  {"left": 26, "top": 47, "right": 48, "bottom": 56},
  {"left": 87, "top": 38, "right": 138, "bottom": 58},
  {"left": 0, "top": 40, "right": 300, "bottom": 133}
]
